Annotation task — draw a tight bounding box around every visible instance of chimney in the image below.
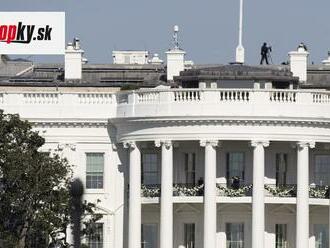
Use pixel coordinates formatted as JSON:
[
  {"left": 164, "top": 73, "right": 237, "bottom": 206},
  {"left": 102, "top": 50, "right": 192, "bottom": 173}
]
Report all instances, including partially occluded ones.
[
  {"left": 288, "top": 44, "right": 309, "bottom": 82},
  {"left": 65, "top": 38, "right": 84, "bottom": 81},
  {"left": 166, "top": 25, "right": 186, "bottom": 82}
]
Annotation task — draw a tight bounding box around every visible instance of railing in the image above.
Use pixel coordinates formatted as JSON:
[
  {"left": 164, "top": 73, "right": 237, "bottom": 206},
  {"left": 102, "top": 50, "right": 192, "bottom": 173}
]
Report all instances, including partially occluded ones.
[
  {"left": 78, "top": 93, "right": 114, "bottom": 104},
  {"left": 23, "top": 93, "right": 59, "bottom": 104},
  {"left": 141, "top": 184, "right": 160, "bottom": 197},
  {"left": 309, "top": 185, "right": 329, "bottom": 199},
  {"left": 140, "top": 183, "right": 330, "bottom": 199},
  {"left": 219, "top": 90, "right": 250, "bottom": 102},
  {"left": 264, "top": 184, "right": 297, "bottom": 197},
  {"left": 217, "top": 183, "right": 252, "bottom": 197},
  {"left": 173, "top": 183, "right": 204, "bottom": 196},
  {"left": 174, "top": 90, "right": 201, "bottom": 102},
  {"left": 312, "top": 92, "right": 330, "bottom": 103},
  {"left": 269, "top": 91, "right": 296, "bottom": 103}
]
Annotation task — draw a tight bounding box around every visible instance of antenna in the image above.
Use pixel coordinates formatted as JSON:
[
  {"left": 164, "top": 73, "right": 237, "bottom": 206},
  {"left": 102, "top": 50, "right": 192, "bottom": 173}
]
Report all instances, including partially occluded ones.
[
  {"left": 173, "top": 25, "right": 179, "bottom": 49},
  {"left": 235, "top": 0, "right": 245, "bottom": 64}
]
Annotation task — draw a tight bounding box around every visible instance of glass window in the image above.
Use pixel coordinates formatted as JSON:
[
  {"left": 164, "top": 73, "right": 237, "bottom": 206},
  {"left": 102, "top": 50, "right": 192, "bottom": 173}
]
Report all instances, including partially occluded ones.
[
  {"left": 185, "top": 153, "right": 196, "bottom": 185},
  {"left": 142, "top": 224, "right": 158, "bottom": 248},
  {"left": 226, "top": 223, "right": 244, "bottom": 248},
  {"left": 315, "top": 224, "right": 329, "bottom": 248},
  {"left": 227, "top": 152, "right": 245, "bottom": 186},
  {"left": 184, "top": 223, "right": 195, "bottom": 248},
  {"left": 276, "top": 153, "right": 288, "bottom": 186},
  {"left": 86, "top": 153, "right": 104, "bottom": 189},
  {"left": 142, "top": 154, "right": 159, "bottom": 185},
  {"left": 315, "top": 155, "right": 330, "bottom": 186},
  {"left": 275, "top": 224, "right": 288, "bottom": 248},
  {"left": 88, "top": 223, "right": 103, "bottom": 248}
]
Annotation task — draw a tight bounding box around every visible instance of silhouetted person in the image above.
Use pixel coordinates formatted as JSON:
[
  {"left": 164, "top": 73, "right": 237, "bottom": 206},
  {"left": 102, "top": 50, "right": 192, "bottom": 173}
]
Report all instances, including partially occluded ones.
[
  {"left": 231, "top": 176, "right": 240, "bottom": 190},
  {"left": 298, "top": 42, "right": 308, "bottom": 51},
  {"left": 260, "top": 42, "right": 271, "bottom": 65}
]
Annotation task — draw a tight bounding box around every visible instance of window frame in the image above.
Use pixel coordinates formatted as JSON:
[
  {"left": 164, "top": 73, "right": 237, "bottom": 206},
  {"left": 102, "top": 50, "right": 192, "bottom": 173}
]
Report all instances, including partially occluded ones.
[
  {"left": 226, "top": 152, "right": 245, "bottom": 186},
  {"left": 141, "top": 153, "right": 160, "bottom": 186},
  {"left": 86, "top": 152, "right": 105, "bottom": 189},
  {"left": 314, "top": 154, "right": 330, "bottom": 186}
]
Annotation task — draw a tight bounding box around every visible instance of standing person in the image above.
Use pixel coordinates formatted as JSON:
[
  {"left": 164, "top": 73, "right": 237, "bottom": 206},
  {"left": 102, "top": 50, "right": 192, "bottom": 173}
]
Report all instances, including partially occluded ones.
[{"left": 260, "top": 42, "right": 271, "bottom": 65}]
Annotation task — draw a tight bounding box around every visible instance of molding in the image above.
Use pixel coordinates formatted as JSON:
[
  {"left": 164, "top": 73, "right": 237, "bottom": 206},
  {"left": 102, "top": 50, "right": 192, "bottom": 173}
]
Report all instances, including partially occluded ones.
[
  {"left": 155, "top": 140, "right": 172, "bottom": 149},
  {"left": 112, "top": 116, "right": 330, "bottom": 129},
  {"left": 123, "top": 141, "right": 136, "bottom": 149},
  {"left": 297, "top": 141, "right": 316, "bottom": 149},
  {"left": 200, "top": 140, "right": 220, "bottom": 147},
  {"left": 250, "top": 140, "right": 270, "bottom": 148}
]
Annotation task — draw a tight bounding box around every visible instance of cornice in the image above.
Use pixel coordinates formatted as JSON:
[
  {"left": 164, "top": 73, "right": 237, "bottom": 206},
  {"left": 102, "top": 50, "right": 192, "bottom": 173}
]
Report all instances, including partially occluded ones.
[
  {"left": 113, "top": 117, "right": 330, "bottom": 129},
  {"left": 31, "top": 121, "right": 108, "bottom": 128}
]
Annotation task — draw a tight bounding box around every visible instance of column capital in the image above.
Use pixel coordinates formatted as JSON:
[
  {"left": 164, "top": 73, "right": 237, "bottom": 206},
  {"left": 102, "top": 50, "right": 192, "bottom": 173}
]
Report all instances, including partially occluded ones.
[
  {"left": 123, "top": 141, "right": 137, "bottom": 149},
  {"left": 155, "top": 140, "right": 173, "bottom": 149},
  {"left": 296, "top": 141, "right": 315, "bottom": 149},
  {"left": 200, "top": 140, "right": 220, "bottom": 147},
  {"left": 251, "top": 140, "right": 269, "bottom": 148}
]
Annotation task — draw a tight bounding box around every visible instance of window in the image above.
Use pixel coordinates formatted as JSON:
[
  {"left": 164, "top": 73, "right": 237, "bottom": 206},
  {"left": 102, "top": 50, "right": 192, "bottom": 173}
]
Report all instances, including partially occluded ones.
[
  {"left": 88, "top": 223, "right": 103, "bottom": 248},
  {"left": 315, "top": 224, "right": 329, "bottom": 248},
  {"left": 275, "top": 224, "right": 288, "bottom": 248},
  {"left": 142, "top": 154, "right": 159, "bottom": 185},
  {"left": 227, "top": 152, "right": 245, "bottom": 186},
  {"left": 315, "top": 155, "right": 330, "bottom": 186},
  {"left": 86, "top": 153, "right": 104, "bottom": 189},
  {"left": 185, "top": 153, "right": 196, "bottom": 184},
  {"left": 142, "top": 224, "right": 158, "bottom": 248},
  {"left": 226, "top": 223, "right": 244, "bottom": 248},
  {"left": 184, "top": 223, "right": 195, "bottom": 248},
  {"left": 276, "top": 153, "right": 288, "bottom": 186}
]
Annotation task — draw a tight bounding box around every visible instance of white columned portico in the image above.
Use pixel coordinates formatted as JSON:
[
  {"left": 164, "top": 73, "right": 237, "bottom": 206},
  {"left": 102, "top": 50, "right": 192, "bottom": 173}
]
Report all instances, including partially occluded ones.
[
  {"left": 124, "top": 141, "right": 141, "bottom": 248},
  {"left": 200, "top": 140, "right": 219, "bottom": 248},
  {"left": 155, "top": 140, "right": 173, "bottom": 248},
  {"left": 251, "top": 140, "right": 269, "bottom": 248},
  {"left": 296, "top": 141, "right": 314, "bottom": 248}
]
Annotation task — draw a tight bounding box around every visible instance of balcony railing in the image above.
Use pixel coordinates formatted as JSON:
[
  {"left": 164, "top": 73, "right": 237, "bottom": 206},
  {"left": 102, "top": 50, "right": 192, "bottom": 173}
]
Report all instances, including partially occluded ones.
[
  {"left": 217, "top": 183, "right": 253, "bottom": 197},
  {"left": 140, "top": 184, "right": 330, "bottom": 199},
  {"left": 173, "top": 183, "right": 204, "bottom": 197},
  {"left": 309, "top": 185, "right": 329, "bottom": 199},
  {"left": 264, "top": 184, "right": 297, "bottom": 197},
  {"left": 116, "top": 88, "right": 330, "bottom": 120}
]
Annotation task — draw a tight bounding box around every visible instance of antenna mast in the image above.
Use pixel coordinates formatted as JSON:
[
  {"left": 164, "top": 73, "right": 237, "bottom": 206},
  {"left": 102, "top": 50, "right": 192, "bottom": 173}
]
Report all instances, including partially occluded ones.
[{"left": 235, "top": 0, "right": 245, "bottom": 64}]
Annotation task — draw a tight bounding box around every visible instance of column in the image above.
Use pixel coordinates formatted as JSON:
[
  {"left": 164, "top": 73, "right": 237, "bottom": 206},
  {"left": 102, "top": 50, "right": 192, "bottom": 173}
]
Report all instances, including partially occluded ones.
[
  {"left": 296, "top": 141, "right": 314, "bottom": 248},
  {"left": 200, "top": 140, "right": 219, "bottom": 248},
  {"left": 124, "top": 141, "right": 141, "bottom": 248},
  {"left": 251, "top": 140, "right": 269, "bottom": 248},
  {"left": 156, "top": 140, "right": 174, "bottom": 248}
]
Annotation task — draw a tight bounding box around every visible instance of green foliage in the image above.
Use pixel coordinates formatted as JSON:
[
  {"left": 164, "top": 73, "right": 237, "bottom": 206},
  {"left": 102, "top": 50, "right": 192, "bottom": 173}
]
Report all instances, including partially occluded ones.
[{"left": 0, "top": 110, "right": 102, "bottom": 248}]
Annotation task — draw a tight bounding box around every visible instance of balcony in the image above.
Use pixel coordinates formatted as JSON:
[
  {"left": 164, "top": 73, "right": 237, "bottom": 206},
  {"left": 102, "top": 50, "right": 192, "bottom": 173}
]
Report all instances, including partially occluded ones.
[
  {"left": 116, "top": 88, "right": 330, "bottom": 120},
  {"left": 140, "top": 184, "right": 330, "bottom": 199}
]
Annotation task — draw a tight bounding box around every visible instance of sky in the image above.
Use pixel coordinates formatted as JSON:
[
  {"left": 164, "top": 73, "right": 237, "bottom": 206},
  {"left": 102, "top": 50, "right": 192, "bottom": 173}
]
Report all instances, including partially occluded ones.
[{"left": 1, "top": 0, "right": 330, "bottom": 65}]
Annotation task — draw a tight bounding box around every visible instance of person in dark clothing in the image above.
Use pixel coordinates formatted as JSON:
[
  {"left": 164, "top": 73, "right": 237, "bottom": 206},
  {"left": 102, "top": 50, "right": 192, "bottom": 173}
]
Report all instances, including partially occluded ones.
[{"left": 260, "top": 42, "right": 271, "bottom": 65}]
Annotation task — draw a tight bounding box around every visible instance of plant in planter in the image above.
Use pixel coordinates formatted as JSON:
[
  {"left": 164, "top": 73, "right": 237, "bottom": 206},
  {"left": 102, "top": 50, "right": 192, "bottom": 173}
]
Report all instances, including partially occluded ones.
[
  {"left": 141, "top": 185, "right": 160, "bottom": 197},
  {"left": 309, "top": 185, "right": 329, "bottom": 199},
  {"left": 217, "top": 184, "right": 252, "bottom": 197},
  {"left": 264, "top": 184, "right": 296, "bottom": 197},
  {"left": 173, "top": 184, "right": 204, "bottom": 196}
]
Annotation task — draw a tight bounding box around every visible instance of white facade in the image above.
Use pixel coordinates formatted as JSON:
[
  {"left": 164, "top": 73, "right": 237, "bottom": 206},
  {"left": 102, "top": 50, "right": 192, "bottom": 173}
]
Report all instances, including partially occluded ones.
[{"left": 1, "top": 87, "right": 330, "bottom": 248}]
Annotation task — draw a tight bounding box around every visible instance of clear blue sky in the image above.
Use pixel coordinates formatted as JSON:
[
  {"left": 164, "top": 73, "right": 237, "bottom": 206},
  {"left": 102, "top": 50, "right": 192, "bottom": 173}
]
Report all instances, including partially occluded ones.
[{"left": 2, "top": 0, "right": 330, "bottom": 65}]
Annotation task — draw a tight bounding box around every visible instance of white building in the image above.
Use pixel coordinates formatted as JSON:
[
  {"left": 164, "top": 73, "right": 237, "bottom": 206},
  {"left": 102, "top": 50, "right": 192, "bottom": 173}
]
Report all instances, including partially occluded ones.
[{"left": 1, "top": 40, "right": 330, "bottom": 248}]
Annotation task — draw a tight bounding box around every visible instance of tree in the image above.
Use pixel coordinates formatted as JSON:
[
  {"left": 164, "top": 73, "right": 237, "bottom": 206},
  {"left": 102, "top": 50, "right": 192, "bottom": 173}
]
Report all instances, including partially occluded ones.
[{"left": 0, "top": 110, "right": 102, "bottom": 248}]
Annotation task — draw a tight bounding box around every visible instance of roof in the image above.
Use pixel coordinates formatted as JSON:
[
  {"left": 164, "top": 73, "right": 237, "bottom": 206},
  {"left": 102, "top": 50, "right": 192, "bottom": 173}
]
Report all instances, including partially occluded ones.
[{"left": 175, "top": 64, "right": 299, "bottom": 84}]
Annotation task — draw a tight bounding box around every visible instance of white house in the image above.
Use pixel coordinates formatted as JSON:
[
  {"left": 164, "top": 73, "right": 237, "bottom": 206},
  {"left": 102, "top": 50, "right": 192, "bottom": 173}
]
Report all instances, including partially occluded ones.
[{"left": 1, "top": 39, "right": 330, "bottom": 248}]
